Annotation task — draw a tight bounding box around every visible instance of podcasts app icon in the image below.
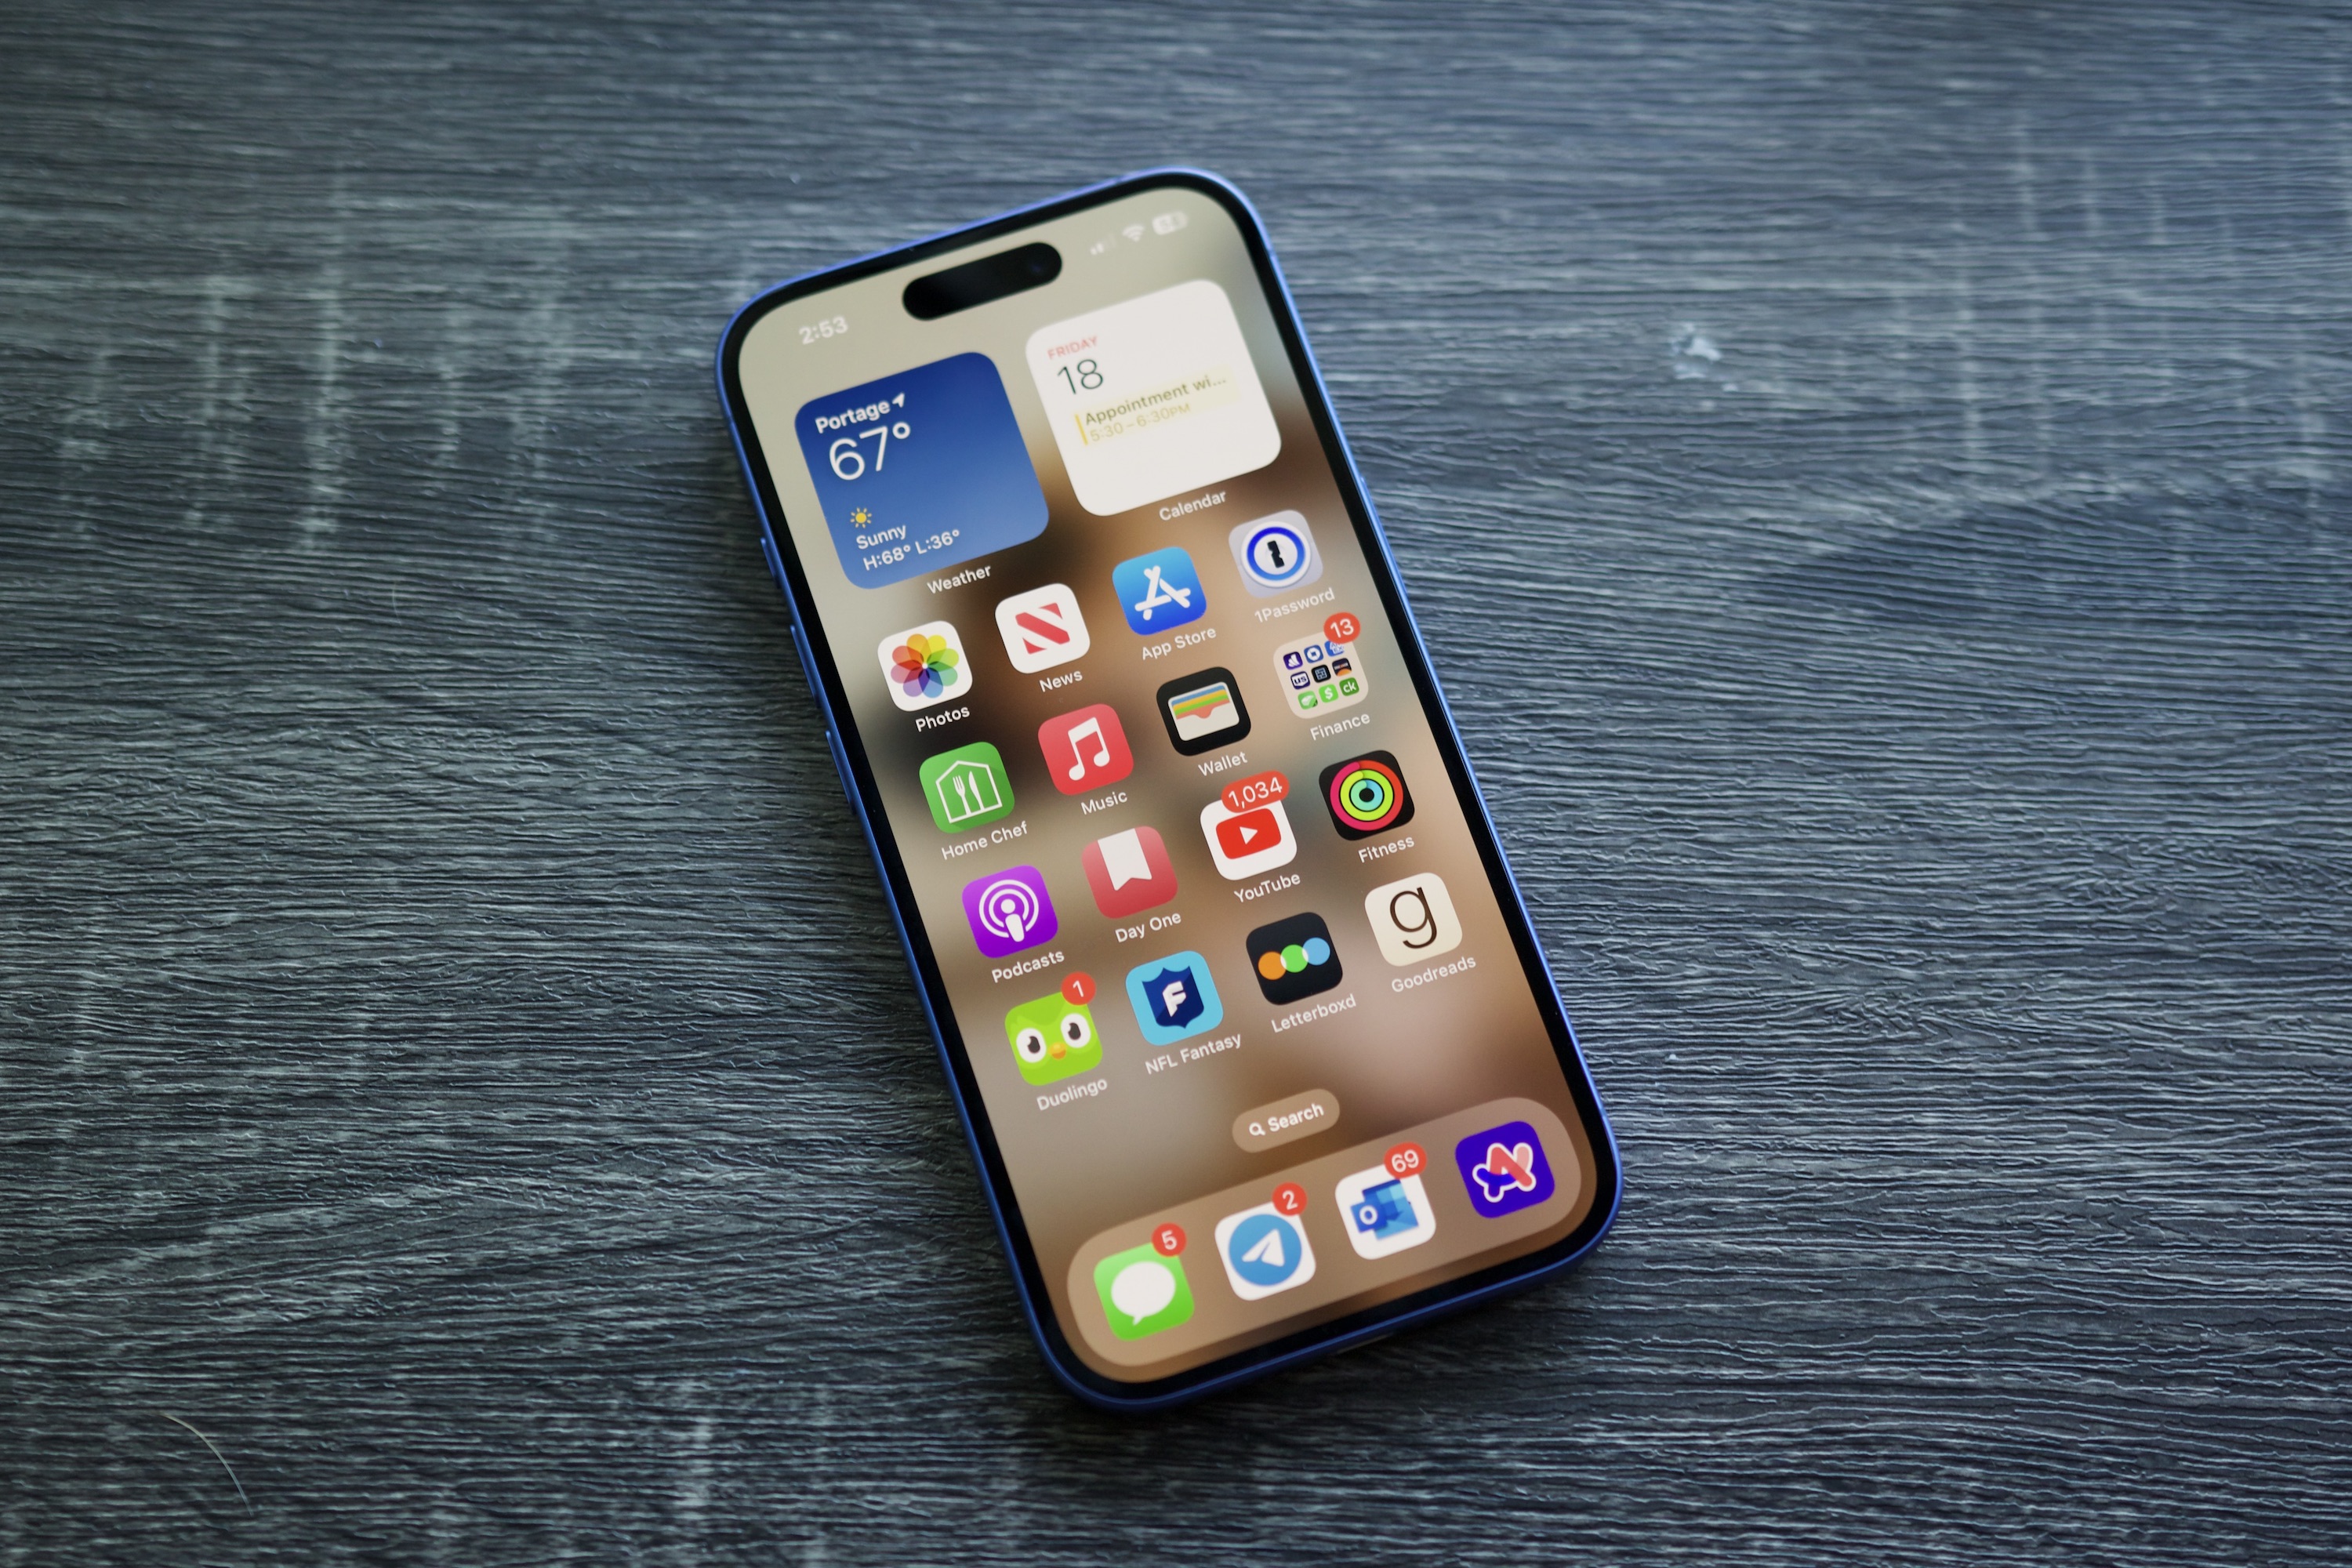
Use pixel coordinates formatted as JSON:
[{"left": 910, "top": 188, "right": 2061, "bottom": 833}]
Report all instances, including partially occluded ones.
[{"left": 962, "top": 866, "right": 1058, "bottom": 959}]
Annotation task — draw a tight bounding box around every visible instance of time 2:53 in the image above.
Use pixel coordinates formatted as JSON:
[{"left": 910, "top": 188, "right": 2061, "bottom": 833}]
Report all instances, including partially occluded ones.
[{"left": 798, "top": 314, "right": 848, "bottom": 345}]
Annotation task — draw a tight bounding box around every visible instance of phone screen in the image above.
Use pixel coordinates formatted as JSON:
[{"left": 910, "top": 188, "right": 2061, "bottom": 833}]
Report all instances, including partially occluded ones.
[{"left": 729, "top": 178, "right": 1608, "bottom": 1388}]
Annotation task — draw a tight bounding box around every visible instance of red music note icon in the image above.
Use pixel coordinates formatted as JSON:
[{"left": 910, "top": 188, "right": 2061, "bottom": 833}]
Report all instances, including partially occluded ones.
[{"left": 1037, "top": 704, "right": 1133, "bottom": 795}]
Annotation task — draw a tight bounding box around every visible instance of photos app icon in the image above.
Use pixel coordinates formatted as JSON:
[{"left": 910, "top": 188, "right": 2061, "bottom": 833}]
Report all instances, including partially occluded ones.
[{"left": 877, "top": 621, "right": 968, "bottom": 712}]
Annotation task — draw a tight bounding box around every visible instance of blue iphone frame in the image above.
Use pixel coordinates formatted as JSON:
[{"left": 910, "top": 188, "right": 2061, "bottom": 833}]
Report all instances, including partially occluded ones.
[{"left": 715, "top": 169, "right": 1621, "bottom": 1410}]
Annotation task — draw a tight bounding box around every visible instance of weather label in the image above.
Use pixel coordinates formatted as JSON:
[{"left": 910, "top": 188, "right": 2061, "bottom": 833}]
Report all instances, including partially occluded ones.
[{"left": 795, "top": 352, "right": 1048, "bottom": 589}]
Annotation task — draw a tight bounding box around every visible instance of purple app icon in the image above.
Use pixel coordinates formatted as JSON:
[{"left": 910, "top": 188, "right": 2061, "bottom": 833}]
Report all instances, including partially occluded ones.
[
  {"left": 1454, "top": 1120, "right": 1555, "bottom": 1218},
  {"left": 961, "top": 866, "right": 1058, "bottom": 958}
]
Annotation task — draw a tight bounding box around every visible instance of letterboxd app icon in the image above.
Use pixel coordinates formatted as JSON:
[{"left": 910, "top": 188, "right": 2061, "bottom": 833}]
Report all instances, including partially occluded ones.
[
  {"left": 1156, "top": 667, "right": 1250, "bottom": 756},
  {"left": 877, "top": 622, "right": 969, "bottom": 712},
  {"left": 1082, "top": 826, "right": 1178, "bottom": 918},
  {"left": 1333, "top": 1163, "right": 1436, "bottom": 1260},
  {"left": 919, "top": 742, "right": 1014, "bottom": 833},
  {"left": 1003, "top": 989, "right": 1100, "bottom": 1087},
  {"left": 795, "top": 352, "right": 1047, "bottom": 589},
  {"left": 1214, "top": 1203, "right": 1317, "bottom": 1301},
  {"left": 962, "top": 866, "right": 1058, "bottom": 959},
  {"left": 1455, "top": 1120, "right": 1556, "bottom": 1219},
  {"left": 1125, "top": 950, "right": 1222, "bottom": 1045},
  {"left": 1228, "top": 510, "right": 1323, "bottom": 597},
  {"left": 1112, "top": 546, "right": 1207, "bottom": 635},
  {"left": 1275, "top": 629, "right": 1366, "bottom": 717},
  {"left": 1200, "top": 794, "right": 1297, "bottom": 880},
  {"left": 1246, "top": 912, "right": 1343, "bottom": 1004},
  {"left": 1364, "top": 871, "right": 1463, "bottom": 966},
  {"left": 1039, "top": 702, "right": 1131, "bottom": 796},
  {"left": 1319, "top": 750, "right": 1414, "bottom": 840},
  {"left": 994, "top": 583, "right": 1090, "bottom": 673},
  {"left": 1093, "top": 1243, "right": 1194, "bottom": 1341}
]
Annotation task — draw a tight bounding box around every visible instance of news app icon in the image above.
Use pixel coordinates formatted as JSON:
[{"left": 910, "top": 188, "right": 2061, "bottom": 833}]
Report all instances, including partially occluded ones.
[
  {"left": 1214, "top": 1203, "right": 1316, "bottom": 1301},
  {"left": 961, "top": 866, "right": 1058, "bottom": 959},
  {"left": 1200, "top": 793, "right": 1297, "bottom": 880},
  {"left": 1454, "top": 1120, "right": 1555, "bottom": 1219},
  {"left": 1124, "top": 950, "right": 1222, "bottom": 1046},
  {"left": 1245, "top": 911, "right": 1343, "bottom": 1004},
  {"left": 1333, "top": 1163, "right": 1436, "bottom": 1260},
  {"left": 1112, "top": 546, "right": 1207, "bottom": 635},
  {"left": 994, "top": 583, "right": 1090, "bottom": 673},
  {"left": 1319, "top": 750, "right": 1414, "bottom": 840},
  {"left": 876, "top": 621, "right": 969, "bottom": 712},
  {"left": 1082, "top": 826, "right": 1178, "bottom": 918},
  {"left": 1156, "top": 667, "right": 1250, "bottom": 756},
  {"left": 1227, "top": 510, "right": 1323, "bottom": 597},
  {"left": 1038, "top": 702, "right": 1133, "bottom": 795}
]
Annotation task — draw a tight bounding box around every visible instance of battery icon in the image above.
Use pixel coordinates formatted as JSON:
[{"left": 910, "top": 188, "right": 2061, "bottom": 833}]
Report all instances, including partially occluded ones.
[{"left": 1151, "top": 211, "right": 1188, "bottom": 236}]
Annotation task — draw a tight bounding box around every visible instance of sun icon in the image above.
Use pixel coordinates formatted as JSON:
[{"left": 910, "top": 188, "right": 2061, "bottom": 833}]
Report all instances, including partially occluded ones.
[{"left": 851, "top": 507, "right": 872, "bottom": 525}]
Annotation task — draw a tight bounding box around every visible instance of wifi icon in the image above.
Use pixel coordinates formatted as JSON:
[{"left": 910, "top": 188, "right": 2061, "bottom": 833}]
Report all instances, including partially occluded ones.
[{"left": 1122, "top": 223, "right": 1145, "bottom": 243}]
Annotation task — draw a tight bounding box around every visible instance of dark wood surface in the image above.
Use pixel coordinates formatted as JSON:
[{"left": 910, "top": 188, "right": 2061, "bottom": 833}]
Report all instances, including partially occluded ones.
[{"left": 5, "top": 2, "right": 2348, "bottom": 1560}]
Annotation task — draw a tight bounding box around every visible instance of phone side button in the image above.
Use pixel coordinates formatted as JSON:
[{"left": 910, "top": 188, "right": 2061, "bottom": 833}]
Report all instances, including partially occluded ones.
[
  {"left": 822, "top": 726, "right": 858, "bottom": 807},
  {"left": 758, "top": 531, "right": 787, "bottom": 592}
]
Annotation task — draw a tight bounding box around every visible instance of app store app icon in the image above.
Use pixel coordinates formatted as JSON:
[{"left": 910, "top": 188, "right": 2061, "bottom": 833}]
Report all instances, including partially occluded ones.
[
  {"left": 1200, "top": 794, "right": 1296, "bottom": 880},
  {"left": 1112, "top": 546, "right": 1207, "bottom": 635}
]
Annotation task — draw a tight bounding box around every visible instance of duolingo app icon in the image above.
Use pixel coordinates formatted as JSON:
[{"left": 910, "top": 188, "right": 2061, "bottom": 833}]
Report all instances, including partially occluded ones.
[
  {"left": 1003, "top": 990, "right": 1100, "bottom": 1087},
  {"left": 1092, "top": 1243, "right": 1195, "bottom": 1340}
]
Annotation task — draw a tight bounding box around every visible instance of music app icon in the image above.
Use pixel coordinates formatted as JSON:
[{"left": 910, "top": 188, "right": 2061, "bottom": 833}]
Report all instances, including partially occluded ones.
[{"left": 1036, "top": 703, "right": 1134, "bottom": 796}]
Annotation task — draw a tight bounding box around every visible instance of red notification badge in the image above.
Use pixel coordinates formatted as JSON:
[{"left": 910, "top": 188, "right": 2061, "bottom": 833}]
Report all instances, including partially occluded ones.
[
  {"left": 1152, "top": 1223, "right": 1186, "bottom": 1257},
  {"left": 1062, "top": 971, "right": 1097, "bottom": 1005},
  {"left": 1384, "top": 1142, "right": 1427, "bottom": 1180},
  {"left": 1272, "top": 1182, "right": 1307, "bottom": 1216},
  {"left": 1323, "top": 611, "right": 1362, "bottom": 645}
]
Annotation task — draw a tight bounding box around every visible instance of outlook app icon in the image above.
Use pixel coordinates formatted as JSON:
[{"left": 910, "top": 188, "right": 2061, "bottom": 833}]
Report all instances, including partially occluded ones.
[{"left": 1124, "top": 950, "right": 1222, "bottom": 1045}]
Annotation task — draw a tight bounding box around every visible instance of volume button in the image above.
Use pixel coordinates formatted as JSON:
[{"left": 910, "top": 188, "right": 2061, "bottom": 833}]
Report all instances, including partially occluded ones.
[
  {"left": 759, "top": 531, "right": 787, "bottom": 592},
  {"left": 822, "top": 726, "right": 857, "bottom": 804}
]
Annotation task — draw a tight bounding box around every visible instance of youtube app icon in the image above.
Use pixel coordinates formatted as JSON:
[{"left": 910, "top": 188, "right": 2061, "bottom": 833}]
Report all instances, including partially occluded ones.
[{"left": 1200, "top": 794, "right": 1298, "bottom": 880}]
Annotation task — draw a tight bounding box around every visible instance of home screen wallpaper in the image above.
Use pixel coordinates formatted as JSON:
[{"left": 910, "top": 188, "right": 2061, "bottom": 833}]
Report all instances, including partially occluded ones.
[{"left": 736, "top": 185, "right": 1599, "bottom": 1382}]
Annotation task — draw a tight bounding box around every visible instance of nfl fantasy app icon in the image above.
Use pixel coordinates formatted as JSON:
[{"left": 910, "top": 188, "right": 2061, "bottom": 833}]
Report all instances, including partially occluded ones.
[
  {"left": 1093, "top": 1242, "right": 1194, "bottom": 1341},
  {"left": 1246, "top": 911, "right": 1343, "bottom": 1004},
  {"left": 1112, "top": 546, "right": 1207, "bottom": 635},
  {"left": 876, "top": 622, "right": 968, "bottom": 712},
  {"left": 1082, "top": 826, "right": 1178, "bottom": 918},
  {"left": 1156, "top": 667, "right": 1250, "bottom": 756},
  {"left": 1364, "top": 871, "right": 1463, "bottom": 966},
  {"left": 1319, "top": 750, "right": 1414, "bottom": 840},
  {"left": 1200, "top": 794, "right": 1297, "bottom": 880},
  {"left": 994, "top": 583, "right": 1090, "bottom": 673},
  {"left": 1038, "top": 702, "right": 1133, "bottom": 795},
  {"left": 918, "top": 742, "right": 1014, "bottom": 833},
  {"left": 1228, "top": 510, "right": 1323, "bottom": 597},
  {"left": 1214, "top": 1203, "right": 1316, "bottom": 1301},
  {"left": 1003, "top": 989, "right": 1101, "bottom": 1087},
  {"left": 1334, "top": 1163, "right": 1436, "bottom": 1260},
  {"left": 1274, "top": 628, "right": 1366, "bottom": 717},
  {"left": 1124, "top": 950, "right": 1222, "bottom": 1045},
  {"left": 1454, "top": 1120, "right": 1556, "bottom": 1218},
  {"left": 794, "top": 352, "right": 1047, "bottom": 589},
  {"left": 961, "top": 866, "right": 1058, "bottom": 959}
]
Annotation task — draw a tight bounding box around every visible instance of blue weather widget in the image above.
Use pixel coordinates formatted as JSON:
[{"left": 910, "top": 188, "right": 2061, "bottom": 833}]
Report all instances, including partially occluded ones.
[{"left": 794, "top": 352, "right": 1048, "bottom": 589}]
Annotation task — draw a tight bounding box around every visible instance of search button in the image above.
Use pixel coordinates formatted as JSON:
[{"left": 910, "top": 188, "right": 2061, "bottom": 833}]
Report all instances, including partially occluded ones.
[{"left": 1232, "top": 1088, "right": 1341, "bottom": 1154}]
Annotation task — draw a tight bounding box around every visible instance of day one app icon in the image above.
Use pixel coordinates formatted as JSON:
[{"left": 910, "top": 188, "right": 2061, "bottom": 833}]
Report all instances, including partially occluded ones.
[
  {"left": 1319, "top": 750, "right": 1415, "bottom": 840},
  {"left": 877, "top": 622, "right": 968, "bottom": 711},
  {"left": 962, "top": 866, "right": 1058, "bottom": 958},
  {"left": 1124, "top": 950, "right": 1223, "bottom": 1045},
  {"left": 919, "top": 742, "right": 1014, "bottom": 833},
  {"left": 1364, "top": 870, "right": 1463, "bottom": 966},
  {"left": 1083, "top": 826, "right": 1178, "bottom": 918},
  {"left": 1200, "top": 794, "right": 1296, "bottom": 880},
  {"left": 1228, "top": 510, "right": 1323, "bottom": 597},
  {"left": 1454, "top": 1120, "right": 1556, "bottom": 1218},
  {"left": 1112, "top": 546, "right": 1207, "bottom": 635},
  {"left": 1003, "top": 989, "right": 1100, "bottom": 1086},
  {"left": 794, "top": 351, "right": 1048, "bottom": 589},
  {"left": 994, "top": 583, "right": 1090, "bottom": 673},
  {"left": 1274, "top": 629, "right": 1365, "bottom": 717},
  {"left": 1156, "top": 667, "right": 1250, "bottom": 756},
  {"left": 1093, "top": 1242, "right": 1195, "bottom": 1340},
  {"left": 1038, "top": 702, "right": 1132, "bottom": 794},
  {"left": 1333, "top": 1163, "right": 1436, "bottom": 1260},
  {"left": 1214, "top": 1203, "right": 1317, "bottom": 1301},
  {"left": 1246, "top": 912, "right": 1343, "bottom": 1004}
]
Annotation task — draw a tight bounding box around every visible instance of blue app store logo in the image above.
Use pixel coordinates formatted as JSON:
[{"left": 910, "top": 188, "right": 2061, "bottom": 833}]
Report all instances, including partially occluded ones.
[
  {"left": 1112, "top": 547, "right": 1207, "bottom": 635},
  {"left": 1124, "top": 950, "right": 1223, "bottom": 1045},
  {"left": 795, "top": 352, "right": 1048, "bottom": 590}
]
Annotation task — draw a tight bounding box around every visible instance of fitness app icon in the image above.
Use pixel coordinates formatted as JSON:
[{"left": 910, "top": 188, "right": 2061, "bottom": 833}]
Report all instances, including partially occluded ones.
[
  {"left": 1245, "top": 911, "right": 1343, "bottom": 1004},
  {"left": 918, "top": 742, "right": 1014, "bottom": 833},
  {"left": 1156, "top": 667, "right": 1250, "bottom": 756},
  {"left": 877, "top": 621, "right": 968, "bottom": 712},
  {"left": 961, "top": 866, "right": 1058, "bottom": 959},
  {"left": 1455, "top": 1120, "right": 1556, "bottom": 1219},
  {"left": 1124, "top": 950, "right": 1222, "bottom": 1046},
  {"left": 1112, "top": 546, "right": 1207, "bottom": 634},
  {"left": 1227, "top": 510, "right": 1323, "bottom": 597},
  {"left": 1318, "top": 750, "right": 1414, "bottom": 840},
  {"left": 1003, "top": 986, "right": 1101, "bottom": 1087},
  {"left": 1214, "top": 1203, "right": 1317, "bottom": 1301},
  {"left": 1038, "top": 702, "right": 1133, "bottom": 794},
  {"left": 1333, "top": 1162, "right": 1436, "bottom": 1260}
]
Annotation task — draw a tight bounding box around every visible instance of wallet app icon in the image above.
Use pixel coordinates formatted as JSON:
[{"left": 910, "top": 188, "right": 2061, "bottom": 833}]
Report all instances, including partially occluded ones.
[{"left": 1156, "top": 667, "right": 1250, "bottom": 756}]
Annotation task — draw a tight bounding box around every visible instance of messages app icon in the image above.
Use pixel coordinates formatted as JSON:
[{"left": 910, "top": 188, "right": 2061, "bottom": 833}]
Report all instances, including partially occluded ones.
[{"left": 1093, "top": 1243, "right": 1194, "bottom": 1340}]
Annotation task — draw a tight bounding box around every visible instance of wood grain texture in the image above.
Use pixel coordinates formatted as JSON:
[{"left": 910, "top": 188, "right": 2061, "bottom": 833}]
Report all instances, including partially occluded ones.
[{"left": 3, "top": 1, "right": 2348, "bottom": 1560}]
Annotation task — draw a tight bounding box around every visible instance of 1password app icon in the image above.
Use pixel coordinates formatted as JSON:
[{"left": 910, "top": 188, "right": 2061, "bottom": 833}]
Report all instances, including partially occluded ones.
[{"left": 1215, "top": 1203, "right": 1316, "bottom": 1301}]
